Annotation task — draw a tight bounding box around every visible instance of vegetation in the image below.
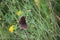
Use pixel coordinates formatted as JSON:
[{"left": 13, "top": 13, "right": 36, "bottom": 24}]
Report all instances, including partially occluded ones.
[{"left": 0, "top": 0, "right": 60, "bottom": 40}]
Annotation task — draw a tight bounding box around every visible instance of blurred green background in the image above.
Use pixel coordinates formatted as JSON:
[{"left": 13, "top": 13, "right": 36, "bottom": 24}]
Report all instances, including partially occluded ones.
[{"left": 0, "top": 0, "right": 60, "bottom": 40}]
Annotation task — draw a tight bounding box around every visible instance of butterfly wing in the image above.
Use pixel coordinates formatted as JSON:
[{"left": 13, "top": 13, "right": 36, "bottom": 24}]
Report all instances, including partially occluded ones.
[{"left": 19, "top": 16, "right": 27, "bottom": 30}]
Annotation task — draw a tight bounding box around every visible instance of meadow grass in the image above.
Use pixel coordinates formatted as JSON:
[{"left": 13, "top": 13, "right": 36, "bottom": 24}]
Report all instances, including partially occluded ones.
[{"left": 0, "top": 0, "right": 60, "bottom": 40}]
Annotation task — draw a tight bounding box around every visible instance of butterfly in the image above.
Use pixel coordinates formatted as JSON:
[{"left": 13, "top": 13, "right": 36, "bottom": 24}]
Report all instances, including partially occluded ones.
[{"left": 19, "top": 16, "right": 27, "bottom": 30}]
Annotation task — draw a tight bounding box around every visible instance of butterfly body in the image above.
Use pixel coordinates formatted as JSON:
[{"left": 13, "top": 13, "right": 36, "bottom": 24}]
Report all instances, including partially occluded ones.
[{"left": 19, "top": 16, "right": 27, "bottom": 30}]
